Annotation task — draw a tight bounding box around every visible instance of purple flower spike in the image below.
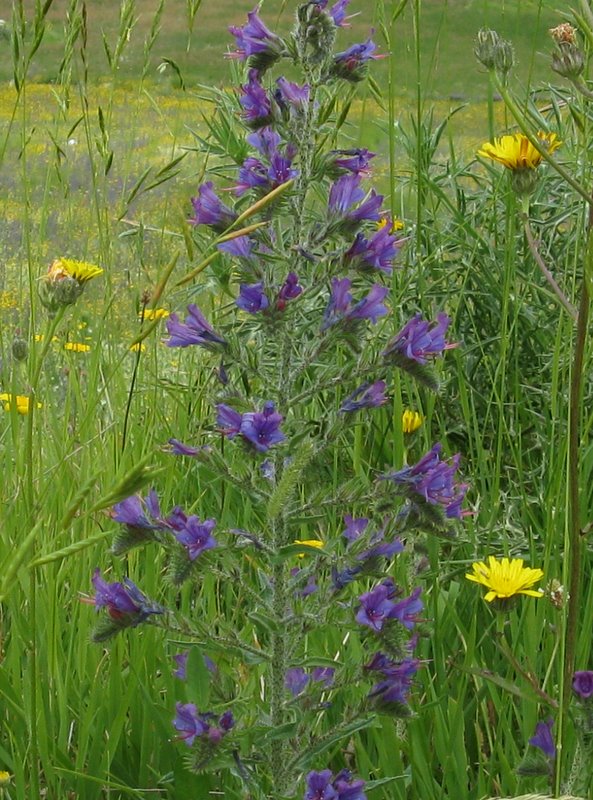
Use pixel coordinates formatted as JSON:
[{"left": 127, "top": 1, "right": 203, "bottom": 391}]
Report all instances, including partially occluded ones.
[
  {"left": 529, "top": 718, "right": 556, "bottom": 759},
  {"left": 228, "top": 6, "right": 285, "bottom": 71},
  {"left": 383, "top": 312, "right": 457, "bottom": 364},
  {"left": 240, "top": 69, "right": 273, "bottom": 127},
  {"left": 240, "top": 401, "right": 285, "bottom": 451},
  {"left": 366, "top": 654, "right": 419, "bottom": 709},
  {"left": 285, "top": 667, "right": 310, "bottom": 696},
  {"left": 340, "top": 380, "right": 387, "bottom": 413},
  {"left": 277, "top": 272, "right": 302, "bottom": 310},
  {"left": 91, "top": 568, "right": 163, "bottom": 624},
  {"left": 345, "top": 224, "right": 402, "bottom": 274},
  {"left": 342, "top": 514, "right": 368, "bottom": 543},
  {"left": 216, "top": 403, "right": 243, "bottom": 438},
  {"left": 573, "top": 671, "right": 593, "bottom": 699},
  {"left": 189, "top": 181, "right": 237, "bottom": 232},
  {"left": 165, "top": 304, "right": 226, "bottom": 349},
  {"left": 167, "top": 511, "right": 217, "bottom": 561},
  {"left": 236, "top": 282, "right": 270, "bottom": 313}
]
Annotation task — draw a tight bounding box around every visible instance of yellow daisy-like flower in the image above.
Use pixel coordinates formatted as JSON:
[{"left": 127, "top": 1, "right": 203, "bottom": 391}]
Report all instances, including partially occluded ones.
[
  {"left": 47, "top": 258, "right": 103, "bottom": 285},
  {"left": 466, "top": 556, "right": 544, "bottom": 602},
  {"left": 0, "top": 393, "right": 42, "bottom": 414},
  {"left": 477, "top": 132, "right": 561, "bottom": 171},
  {"left": 140, "top": 308, "right": 169, "bottom": 321},
  {"left": 130, "top": 342, "right": 147, "bottom": 352},
  {"left": 293, "top": 539, "right": 324, "bottom": 558},
  {"left": 402, "top": 409, "right": 423, "bottom": 434},
  {"left": 0, "top": 770, "right": 11, "bottom": 786},
  {"left": 64, "top": 342, "right": 91, "bottom": 352}
]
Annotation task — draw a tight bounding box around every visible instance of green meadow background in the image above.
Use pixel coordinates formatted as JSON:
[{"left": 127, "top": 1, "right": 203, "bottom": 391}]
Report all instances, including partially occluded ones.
[{"left": 2, "top": 1, "right": 589, "bottom": 799}]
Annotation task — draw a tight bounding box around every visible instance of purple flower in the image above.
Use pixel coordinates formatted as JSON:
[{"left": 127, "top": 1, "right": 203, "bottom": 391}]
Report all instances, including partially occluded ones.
[
  {"left": 383, "top": 312, "right": 457, "bottom": 364},
  {"left": 355, "top": 578, "right": 398, "bottom": 631},
  {"left": 332, "top": 770, "right": 367, "bottom": 800},
  {"left": 340, "top": 380, "right": 387, "bottom": 412},
  {"left": 166, "top": 510, "right": 217, "bottom": 561},
  {"left": 235, "top": 157, "right": 269, "bottom": 196},
  {"left": 268, "top": 147, "right": 298, "bottom": 186},
  {"left": 347, "top": 285, "right": 389, "bottom": 323},
  {"left": 217, "top": 235, "right": 254, "bottom": 259},
  {"left": 366, "top": 654, "right": 419, "bottom": 710},
  {"left": 312, "top": 667, "right": 335, "bottom": 688},
  {"left": 304, "top": 770, "right": 338, "bottom": 800},
  {"left": 275, "top": 77, "right": 310, "bottom": 114},
  {"left": 247, "top": 126, "right": 281, "bottom": 157},
  {"left": 173, "top": 703, "right": 210, "bottom": 746},
  {"left": 189, "top": 181, "right": 237, "bottom": 232},
  {"left": 323, "top": 277, "right": 353, "bottom": 328},
  {"left": 383, "top": 443, "right": 468, "bottom": 519},
  {"left": 345, "top": 224, "right": 402, "bottom": 274},
  {"left": 173, "top": 651, "right": 189, "bottom": 680},
  {"left": 277, "top": 272, "right": 302, "bottom": 310},
  {"left": 390, "top": 587, "right": 423, "bottom": 630},
  {"left": 573, "top": 671, "right": 593, "bottom": 699},
  {"left": 342, "top": 514, "right": 368, "bottom": 543},
  {"left": 333, "top": 38, "right": 381, "bottom": 82},
  {"left": 236, "top": 282, "right": 270, "bottom": 313},
  {"left": 165, "top": 304, "right": 226, "bottom": 349},
  {"left": 168, "top": 439, "right": 210, "bottom": 457},
  {"left": 330, "top": 148, "right": 375, "bottom": 176},
  {"left": 285, "top": 667, "right": 310, "bottom": 696},
  {"left": 112, "top": 490, "right": 162, "bottom": 530},
  {"left": 216, "top": 403, "right": 243, "bottom": 438},
  {"left": 529, "top": 718, "right": 556, "bottom": 759},
  {"left": 328, "top": 0, "right": 354, "bottom": 27},
  {"left": 240, "top": 401, "right": 285, "bottom": 451},
  {"left": 240, "top": 69, "right": 273, "bottom": 127},
  {"left": 91, "top": 568, "right": 163, "bottom": 624},
  {"left": 328, "top": 174, "right": 383, "bottom": 227},
  {"left": 228, "top": 6, "right": 284, "bottom": 71}
]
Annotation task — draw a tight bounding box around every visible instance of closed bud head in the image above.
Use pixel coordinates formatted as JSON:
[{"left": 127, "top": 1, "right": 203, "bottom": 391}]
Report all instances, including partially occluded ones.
[
  {"left": 551, "top": 40, "right": 585, "bottom": 79},
  {"left": 475, "top": 28, "right": 514, "bottom": 77},
  {"left": 11, "top": 337, "right": 28, "bottom": 362}
]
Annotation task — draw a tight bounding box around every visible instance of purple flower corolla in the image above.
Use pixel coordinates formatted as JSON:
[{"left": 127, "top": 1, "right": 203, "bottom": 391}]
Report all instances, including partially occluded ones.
[
  {"left": 285, "top": 667, "right": 310, "bottom": 696},
  {"left": 240, "top": 401, "right": 285, "bottom": 451},
  {"left": 328, "top": 0, "right": 355, "bottom": 26},
  {"left": 330, "top": 148, "right": 375, "bottom": 176},
  {"left": 217, "top": 401, "right": 285, "bottom": 452},
  {"left": 573, "top": 671, "right": 593, "bottom": 699},
  {"left": 348, "top": 285, "right": 389, "bottom": 324},
  {"left": 235, "top": 157, "right": 269, "bottom": 196},
  {"left": 333, "top": 38, "right": 381, "bottom": 82},
  {"left": 304, "top": 769, "right": 367, "bottom": 800},
  {"left": 332, "top": 770, "right": 367, "bottom": 800},
  {"left": 355, "top": 578, "right": 398, "bottom": 631},
  {"left": 268, "top": 148, "right": 298, "bottom": 185},
  {"left": 323, "top": 277, "right": 352, "bottom": 327},
  {"left": 166, "top": 510, "right": 217, "bottom": 561},
  {"left": 240, "top": 69, "right": 273, "bottom": 127},
  {"left": 91, "top": 568, "right": 163, "bottom": 624},
  {"left": 277, "top": 272, "right": 302, "bottom": 310},
  {"left": 173, "top": 651, "right": 189, "bottom": 680},
  {"left": 383, "top": 312, "right": 457, "bottom": 364},
  {"left": 275, "top": 77, "right": 310, "bottom": 113},
  {"left": 168, "top": 438, "right": 211, "bottom": 458},
  {"left": 247, "top": 126, "right": 281, "bottom": 157},
  {"left": 312, "top": 667, "right": 335, "bottom": 688},
  {"left": 112, "top": 490, "right": 162, "bottom": 530},
  {"left": 529, "top": 718, "right": 556, "bottom": 759},
  {"left": 165, "top": 304, "right": 226, "bottom": 349},
  {"left": 390, "top": 587, "right": 423, "bottom": 630},
  {"left": 340, "top": 380, "right": 387, "bottom": 413},
  {"left": 322, "top": 278, "right": 388, "bottom": 330},
  {"left": 173, "top": 703, "right": 234, "bottom": 747},
  {"left": 342, "top": 514, "right": 368, "bottom": 543},
  {"left": 217, "top": 235, "right": 254, "bottom": 260},
  {"left": 236, "top": 282, "right": 270, "bottom": 313},
  {"left": 366, "top": 653, "right": 419, "bottom": 709},
  {"left": 345, "top": 224, "right": 402, "bottom": 274},
  {"left": 328, "top": 174, "right": 383, "bottom": 226},
  {"left": 189, "top": 181, "right": 237, "bottom": 232},
  {"left": 384, "top": 443, "right": 468, "bottom": 519},
  {"left": 228, "top": 6, "right": 284, "bottom": 70}
]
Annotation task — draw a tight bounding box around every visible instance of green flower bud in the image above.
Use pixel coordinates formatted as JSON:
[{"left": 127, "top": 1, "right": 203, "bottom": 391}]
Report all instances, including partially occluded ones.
[
  {"left": 474, "top": 28, "right": 514, "bottom": 78},
  {"left": 551, "top": 40, "right": 585, "bottom": 79},
  {"left": 11, "top": 337, "right": 28, "bottom": 362}
]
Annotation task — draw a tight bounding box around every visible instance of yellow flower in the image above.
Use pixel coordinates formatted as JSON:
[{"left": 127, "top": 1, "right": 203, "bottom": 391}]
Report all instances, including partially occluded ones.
[
  {"left": 293, "top": 539, "right": 324, "bottom": 558},
  {"left": 466, "top": 556, "right": 544, "bottom": 602},
  {"left": 130, "top": 342, "right": 146, "bottom": 352},
  {"left": 0, "top": 770, "right": 10, "bottom": 787},
  {"left": 64, "top": 342, "right": 91, "bottom": 352},
  {"left": 402, "top": 409, "right": 423, "bottom": 434},
  {"left": 46, "top": 258, "right": 103, "bottom": 284},
  {"left": 140, "top": 308, "right": 169, "bottom": 321},
  {"left": 0, "top": 393, "right": 42, "bottom": 414},
  {"left": 477, "top": 132, "right": 561, "bottom": 171},
  {"left": 377, "top": 217, "right": 404, "bottom": 233}
]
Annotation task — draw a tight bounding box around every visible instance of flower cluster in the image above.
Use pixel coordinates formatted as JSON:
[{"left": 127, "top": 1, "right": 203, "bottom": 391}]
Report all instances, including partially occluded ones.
[
  {"left": 173, "top": 702, "right": 235, "bottom": 747},
  {"left": 304, "top": 769, "right": 367, "bottom": 800},
  {"left": 88, "top": 569, "right": 164, "bottom": 641},
  {"left": 216, "top": 401, "right": 285, "bottom": 452}
]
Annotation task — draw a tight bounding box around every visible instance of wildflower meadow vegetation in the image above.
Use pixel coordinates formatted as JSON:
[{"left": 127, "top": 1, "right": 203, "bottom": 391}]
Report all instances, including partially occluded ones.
[{"left": 3, "top": 0, "right": 593, "bottom": 799}]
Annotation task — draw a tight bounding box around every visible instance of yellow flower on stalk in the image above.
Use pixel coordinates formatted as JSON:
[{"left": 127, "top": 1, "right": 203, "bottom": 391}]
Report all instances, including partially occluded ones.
[
  {"left": 64, "top": 342, "right": 91, "bottom": 352},
  {"left": 402, "top": 409, "right": 423, "bottom": 434},
  {"left": 477, "top": 132, "right": 561, "bottom": 171},
  {"left": 466, "top": 556, "right": 544, "bottom": 602},
  {"left": 0, "top": 770, "right": 10, "bottom": 786},
  {"left": 40, "top": 258, "right": 103, "bottom": 312},
  {"left": 294, "top": 539, "right": 324, "bottom": 558},
  {"left": 140, "top": 308, "right": 169, "bottom": 321},
  {"left": 47, "top": 258, "right": 103, "bottom": 284},
  {"left": 0, "top": 393, "right": 42, "bottom": 414}
]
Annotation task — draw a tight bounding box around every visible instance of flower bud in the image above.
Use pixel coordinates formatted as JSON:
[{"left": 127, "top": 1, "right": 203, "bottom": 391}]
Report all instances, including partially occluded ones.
[
  {"left": 551, "top": 40, "right": 585, "bottom": 80},
  {"left": 474, "top": 28, "right": 514, "bottom": 77},
  {"left": 11, "top": 336, "right": 28, "bottom": 362}
]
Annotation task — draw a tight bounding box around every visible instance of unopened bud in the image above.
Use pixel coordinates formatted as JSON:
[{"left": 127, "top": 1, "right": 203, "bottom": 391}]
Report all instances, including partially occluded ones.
[
  {"left": 475, "top": 28, "right": 514, "bottom": 77},
  {"left": 11, "top": 337, "right": 28, "bottom": 362},
  {"left": 551, "top": 40, "right": 585, "bottom": 79}
]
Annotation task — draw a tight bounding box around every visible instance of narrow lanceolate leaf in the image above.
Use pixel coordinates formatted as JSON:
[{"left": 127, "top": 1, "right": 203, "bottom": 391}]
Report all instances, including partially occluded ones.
[{"left": 289, "top": 717, "right": 376, "bottom": 770}]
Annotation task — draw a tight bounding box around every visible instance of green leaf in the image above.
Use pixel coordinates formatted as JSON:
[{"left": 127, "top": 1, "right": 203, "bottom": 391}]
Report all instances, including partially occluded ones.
[{"left": 186, "top": 646, "right": 212, "bottom": 709}]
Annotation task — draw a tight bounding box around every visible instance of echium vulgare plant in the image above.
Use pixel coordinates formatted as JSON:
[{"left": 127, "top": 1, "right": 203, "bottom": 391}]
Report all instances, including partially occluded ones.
[{"left": 88, "top": 3, "right": 467, "bottom": 797}]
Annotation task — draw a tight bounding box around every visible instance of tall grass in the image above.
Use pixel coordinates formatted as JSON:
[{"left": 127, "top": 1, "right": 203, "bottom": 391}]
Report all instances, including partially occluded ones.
[{"left": 1, "top": 0, "right": 593, "bottom": 799}]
